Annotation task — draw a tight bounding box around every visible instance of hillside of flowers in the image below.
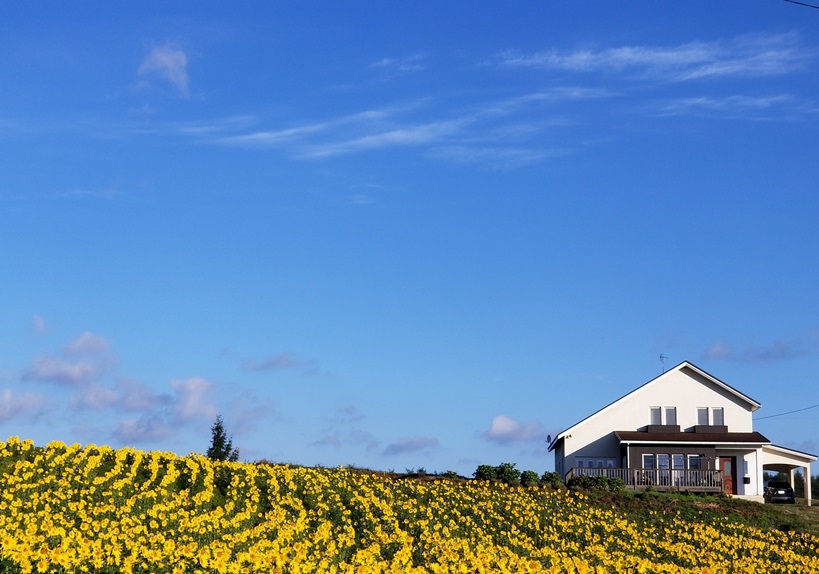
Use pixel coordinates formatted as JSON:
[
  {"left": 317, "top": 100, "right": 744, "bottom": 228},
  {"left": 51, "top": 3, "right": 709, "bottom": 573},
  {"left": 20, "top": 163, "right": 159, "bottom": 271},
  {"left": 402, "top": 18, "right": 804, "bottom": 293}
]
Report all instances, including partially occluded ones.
[{"left": 0, "top": 437, "right": 817, "bottom": 573}]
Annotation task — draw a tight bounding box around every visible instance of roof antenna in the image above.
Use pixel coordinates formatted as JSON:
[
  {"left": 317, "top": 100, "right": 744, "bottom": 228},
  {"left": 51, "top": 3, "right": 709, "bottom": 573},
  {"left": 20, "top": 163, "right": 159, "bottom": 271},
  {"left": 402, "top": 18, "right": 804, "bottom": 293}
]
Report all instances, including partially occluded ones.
[{"left": 660, "top": 354, "right": 668, "bottom": 373}]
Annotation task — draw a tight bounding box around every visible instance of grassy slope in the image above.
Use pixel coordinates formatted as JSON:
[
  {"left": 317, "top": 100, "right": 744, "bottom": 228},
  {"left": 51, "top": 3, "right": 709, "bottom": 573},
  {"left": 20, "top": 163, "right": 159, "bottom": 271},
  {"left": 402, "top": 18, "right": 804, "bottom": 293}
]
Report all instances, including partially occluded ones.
[{"left": 572, "top": 486, "right": 819, "bottom": 537}]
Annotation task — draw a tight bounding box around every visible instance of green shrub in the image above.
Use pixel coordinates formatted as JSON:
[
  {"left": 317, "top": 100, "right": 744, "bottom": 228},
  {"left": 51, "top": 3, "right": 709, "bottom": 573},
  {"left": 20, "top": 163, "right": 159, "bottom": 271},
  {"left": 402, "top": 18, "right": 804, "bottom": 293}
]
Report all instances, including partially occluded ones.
[
  {"left": 473, "top": 463, "right": 522, "bottom": 485},
  {"left": 473, "top": 465, "right": 498, "bottom": 481},
  {"left": 520, "top": 470, "right": 540, "bottom": 487},
  {"left": 567, "top": 474, "right": 624, "bottom": 491},
  {"left": 496, "top": 463, "right": 521, "bottom": 485},
  {"left": 540, "top": 471, "right": 564, "bottom": 488}
]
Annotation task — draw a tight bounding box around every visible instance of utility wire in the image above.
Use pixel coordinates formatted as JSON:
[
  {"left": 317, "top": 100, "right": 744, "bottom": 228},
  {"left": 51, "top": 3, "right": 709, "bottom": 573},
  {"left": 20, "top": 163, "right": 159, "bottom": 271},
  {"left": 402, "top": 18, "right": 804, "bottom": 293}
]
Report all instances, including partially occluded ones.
[
  {"left": 754, "top": 403, "right": 819, "bottom": 421},
  {"left": 784, "top": 0, "right": 819, "bottom": 9}
]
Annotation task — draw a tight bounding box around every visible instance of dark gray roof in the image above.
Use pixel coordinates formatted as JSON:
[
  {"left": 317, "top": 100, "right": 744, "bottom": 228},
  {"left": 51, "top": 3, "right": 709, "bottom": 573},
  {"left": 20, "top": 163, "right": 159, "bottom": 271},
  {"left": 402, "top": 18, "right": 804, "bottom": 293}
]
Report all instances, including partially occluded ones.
[{"left": 615, "top": 431, "right": 770, "bottom": 444}]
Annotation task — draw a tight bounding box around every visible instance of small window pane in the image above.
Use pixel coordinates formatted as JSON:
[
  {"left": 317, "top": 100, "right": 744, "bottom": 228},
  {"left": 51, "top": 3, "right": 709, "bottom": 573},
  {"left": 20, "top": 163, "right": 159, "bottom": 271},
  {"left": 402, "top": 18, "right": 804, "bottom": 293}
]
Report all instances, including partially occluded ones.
[
  {"left": 713, "top": 407, "right": 724, "bottom": 426},
  {"left": 650, "top": 407, "right": 662, "bottom": 425},
  {"left": 697, "top": 408, "right": 709, "bottom": 425},
  {"left": 643, "top": 454, "right": 655, "bottom": 469},
  {"left": 688, "top": 455, "right": 701, "bottom": 470},
  {"left": 658, "top": 454, "right": 670, "bottom": 469},
  {"left": 672, "top": 454, "right": 685, "bottom": 469},
  {"left": 665, "top": 407, "right": 677, "bottom": 426}
]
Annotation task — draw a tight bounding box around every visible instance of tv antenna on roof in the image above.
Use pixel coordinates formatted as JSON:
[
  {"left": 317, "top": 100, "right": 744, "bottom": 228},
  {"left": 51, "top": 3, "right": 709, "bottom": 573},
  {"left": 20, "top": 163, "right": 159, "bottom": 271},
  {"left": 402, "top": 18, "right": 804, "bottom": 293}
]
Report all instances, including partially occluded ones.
[{"left": 660, "top": 354, "right": 668, "bottom": 373}]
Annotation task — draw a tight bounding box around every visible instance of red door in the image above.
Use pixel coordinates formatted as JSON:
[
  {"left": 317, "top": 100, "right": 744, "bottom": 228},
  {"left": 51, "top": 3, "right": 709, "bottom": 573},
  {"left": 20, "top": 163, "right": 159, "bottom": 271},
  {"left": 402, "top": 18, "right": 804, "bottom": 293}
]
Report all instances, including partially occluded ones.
[{"left": 720, "top": 457, "right": 736, "bottom": 494}]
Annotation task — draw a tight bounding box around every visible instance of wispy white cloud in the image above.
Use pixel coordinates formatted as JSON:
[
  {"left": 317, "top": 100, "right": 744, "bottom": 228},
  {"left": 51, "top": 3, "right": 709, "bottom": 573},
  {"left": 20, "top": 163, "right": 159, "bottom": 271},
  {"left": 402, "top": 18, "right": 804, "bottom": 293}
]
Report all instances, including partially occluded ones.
[
  {"left": 242, "top": 352, "right": 312, "bottom": 372},
  {"left": 703, "top": 336, "right": 814, "bottom": 363},
  {"left": 22, "top": 331, "right": 117, "bottom": 386},
  {"left": 31, "top": 315, "right": 50, "bottom": 336},
  {"left": 328, "top": 405, "right": 366, "bottom": 425},
  {"left": 22, "top": 355, "right": 101, "bottom": 385},
  {"left": 118, "top": 377, "right": 171, "bottom": 412},
  {"left": 482, "top": 414, "right": 545, "bottom": 444},
  {"left": 0, "top": 389, "right": 46, "bottom": 422},
  {"left": 314, "top": 429, "right": 381, "bottom": 454},
  {"left": 113, "top": 416, "right": 174, "bottom": 443},
  {"left": 170, "top": 377, "right": 217, "bottom": 420},
  {"left": 655, "top": 94, "right": 797, "bottom": 117},
  {"left": 382, "top": 436, "right": 440, "bottom": 456},
  {"left": 70, "top": 384, "right": 120, "bottom": 410},
  {"left": 216, "top": 110, "right": 389, "bottom": 147},
  {"left": 138, "top": 43, "right": 190, "bottom": 97},
  {"left": 370, "top": 53, "right": 427, "bottom": 73},
  {"left": 299, "top": 119, "right": 467, "bottom": 158},
  {"left": 65, "top": 331, "right": 112, "bottom": 355},
  {"left": 495, "top": 33, "right": 809, "bottom": 82},
  {"left": 211, "top": 89, "right": 599, "bottom": 164}
]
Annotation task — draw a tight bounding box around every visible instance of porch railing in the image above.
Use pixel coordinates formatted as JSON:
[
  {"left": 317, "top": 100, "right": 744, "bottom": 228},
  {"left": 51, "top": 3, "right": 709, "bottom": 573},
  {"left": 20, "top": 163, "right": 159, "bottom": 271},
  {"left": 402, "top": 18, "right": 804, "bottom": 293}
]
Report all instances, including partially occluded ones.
[{"left": 565, "top": 467, "right": 722, "bottom": 492}]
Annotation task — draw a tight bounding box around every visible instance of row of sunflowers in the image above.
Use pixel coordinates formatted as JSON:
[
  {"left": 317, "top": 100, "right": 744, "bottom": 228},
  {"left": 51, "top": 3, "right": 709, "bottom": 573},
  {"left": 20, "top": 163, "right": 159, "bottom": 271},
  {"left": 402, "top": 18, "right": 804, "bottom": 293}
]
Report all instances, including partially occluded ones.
[{"left": 0, "top": 436, "right": 816, "bottom": 573}]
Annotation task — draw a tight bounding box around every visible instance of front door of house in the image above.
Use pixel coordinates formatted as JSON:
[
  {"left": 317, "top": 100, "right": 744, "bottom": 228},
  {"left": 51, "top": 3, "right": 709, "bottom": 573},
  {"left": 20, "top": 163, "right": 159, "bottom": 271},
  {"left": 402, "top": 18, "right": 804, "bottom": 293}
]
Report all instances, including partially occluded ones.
[{"left": 719, "top": 457, "right": 736, "bottom": 495}]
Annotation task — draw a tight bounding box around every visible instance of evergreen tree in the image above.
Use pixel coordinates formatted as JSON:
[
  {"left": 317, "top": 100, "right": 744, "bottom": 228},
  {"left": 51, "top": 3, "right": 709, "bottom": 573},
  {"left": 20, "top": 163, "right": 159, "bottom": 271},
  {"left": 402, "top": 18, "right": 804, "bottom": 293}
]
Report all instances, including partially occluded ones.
[{"left": 206, "top": 414, "right": 239, "bottom": 462}]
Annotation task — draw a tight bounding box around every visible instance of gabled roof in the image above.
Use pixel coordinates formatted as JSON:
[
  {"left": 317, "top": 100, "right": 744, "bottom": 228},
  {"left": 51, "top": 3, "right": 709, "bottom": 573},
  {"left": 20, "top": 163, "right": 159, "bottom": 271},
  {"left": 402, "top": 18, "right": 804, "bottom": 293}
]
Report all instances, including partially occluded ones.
[{"left": 548, "top": 360, "right": 762, "bottom": 452}]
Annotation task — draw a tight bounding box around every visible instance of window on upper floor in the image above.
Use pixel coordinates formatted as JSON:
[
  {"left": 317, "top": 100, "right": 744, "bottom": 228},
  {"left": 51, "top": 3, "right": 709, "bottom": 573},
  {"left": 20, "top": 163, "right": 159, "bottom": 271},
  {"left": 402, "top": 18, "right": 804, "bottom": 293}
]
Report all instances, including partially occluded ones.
[
  {"left": 650, "top": 406, "right": 677, "bottom": 426},
  {"left": 697, "top": 406, "right": 725, "bottom": 426}
]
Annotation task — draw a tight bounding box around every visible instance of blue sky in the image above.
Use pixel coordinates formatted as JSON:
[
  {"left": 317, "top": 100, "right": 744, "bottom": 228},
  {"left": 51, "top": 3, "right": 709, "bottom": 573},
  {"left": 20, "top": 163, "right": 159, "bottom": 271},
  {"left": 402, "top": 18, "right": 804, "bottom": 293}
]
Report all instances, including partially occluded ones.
[{"left": 2, "top": 2, "right": 818, "bottom": 476}]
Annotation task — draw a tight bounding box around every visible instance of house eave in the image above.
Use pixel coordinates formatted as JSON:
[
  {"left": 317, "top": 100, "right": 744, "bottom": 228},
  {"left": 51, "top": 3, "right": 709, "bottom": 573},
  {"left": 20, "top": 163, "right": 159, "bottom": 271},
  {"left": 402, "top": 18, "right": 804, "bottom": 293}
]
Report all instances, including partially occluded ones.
[{"left": 615, "top": 430, "right": 771, "bottom": 448}]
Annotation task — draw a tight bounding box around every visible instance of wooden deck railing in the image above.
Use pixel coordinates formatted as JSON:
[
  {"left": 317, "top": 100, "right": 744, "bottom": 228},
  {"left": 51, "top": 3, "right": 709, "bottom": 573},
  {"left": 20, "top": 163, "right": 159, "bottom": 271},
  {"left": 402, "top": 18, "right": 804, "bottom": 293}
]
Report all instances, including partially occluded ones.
[{"left": 565, "top": 467, "right": 722, "bottom": 492}]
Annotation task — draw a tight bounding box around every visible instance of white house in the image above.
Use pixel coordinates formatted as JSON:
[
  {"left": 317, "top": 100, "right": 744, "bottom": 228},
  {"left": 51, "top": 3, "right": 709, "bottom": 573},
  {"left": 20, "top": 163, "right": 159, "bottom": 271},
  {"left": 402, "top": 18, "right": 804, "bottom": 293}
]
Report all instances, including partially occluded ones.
[{"left": 548, "top": 361, "right": 816, "bottom": 505}]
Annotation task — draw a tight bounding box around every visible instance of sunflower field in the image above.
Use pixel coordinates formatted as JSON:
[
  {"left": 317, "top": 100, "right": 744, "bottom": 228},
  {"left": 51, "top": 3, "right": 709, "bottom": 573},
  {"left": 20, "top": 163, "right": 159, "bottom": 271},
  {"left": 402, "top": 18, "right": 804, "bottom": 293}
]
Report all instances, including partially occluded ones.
[{"left": 0, "top": 437, "right": 817, "bottom": 573}]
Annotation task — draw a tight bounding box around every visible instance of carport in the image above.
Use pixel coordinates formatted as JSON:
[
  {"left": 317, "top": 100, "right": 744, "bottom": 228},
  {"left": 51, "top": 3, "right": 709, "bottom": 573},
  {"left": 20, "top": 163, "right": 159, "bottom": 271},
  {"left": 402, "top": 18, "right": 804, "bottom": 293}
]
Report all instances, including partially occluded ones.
[{"left": 762, "top": 444, "right": 816, "bottom": 506}]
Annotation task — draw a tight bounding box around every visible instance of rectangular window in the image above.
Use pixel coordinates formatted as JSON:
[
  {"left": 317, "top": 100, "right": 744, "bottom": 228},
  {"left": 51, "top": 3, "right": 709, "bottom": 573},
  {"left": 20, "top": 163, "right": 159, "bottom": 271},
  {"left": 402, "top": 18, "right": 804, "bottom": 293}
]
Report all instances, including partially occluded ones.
[
  {"left": 688, "top": 455, "right": 701, "bottom": 470},
  {"left": 712, "top": 407, "right": 724, "bottom": 426},
  {"left": 697, "top": 408, "right": 709, "bottom": 425},
  {"left": 642, "top": 454, "right": 655, "bottom": 469},
  {"left": 743, "top": 460, "right": 749, "bottom": 476},
  {"left": 665, "top": 407, "right": 677, "bottom": 426},
  {"left": 672, "top": 454, "right": 685, "bottom": 470},
  {"left": 650, "top": 407, "right": 662, "bottom": 425},
  {"left": 657, "top": 454, "right": 670, "bottom": 485}
]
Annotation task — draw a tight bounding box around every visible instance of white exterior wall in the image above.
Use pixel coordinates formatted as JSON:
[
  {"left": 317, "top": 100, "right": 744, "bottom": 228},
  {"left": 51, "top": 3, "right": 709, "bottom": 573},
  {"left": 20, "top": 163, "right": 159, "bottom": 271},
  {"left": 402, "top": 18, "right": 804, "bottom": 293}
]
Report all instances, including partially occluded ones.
[
  {"left": 559, "top": 365, "right": 756, "bottom": 470},
  {"left": 720, "top": 449, "right": 764, "bottom": 496}
]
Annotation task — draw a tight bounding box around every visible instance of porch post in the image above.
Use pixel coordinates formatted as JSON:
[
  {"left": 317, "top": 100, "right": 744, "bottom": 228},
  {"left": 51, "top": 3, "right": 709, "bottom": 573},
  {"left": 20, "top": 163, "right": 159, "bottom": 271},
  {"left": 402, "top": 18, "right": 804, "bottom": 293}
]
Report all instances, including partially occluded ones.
[{"left": 806, "top": 464, "right": 812, "bottom": 507}]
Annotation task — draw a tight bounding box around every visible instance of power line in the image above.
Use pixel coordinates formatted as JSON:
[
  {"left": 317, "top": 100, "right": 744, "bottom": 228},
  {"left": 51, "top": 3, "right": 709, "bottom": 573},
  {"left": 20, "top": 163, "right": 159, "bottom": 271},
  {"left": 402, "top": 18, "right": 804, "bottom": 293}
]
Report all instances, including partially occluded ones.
[
  {"left": 784, "top": 0, "right": 819, "bottom": 9},
  {"left": 754, "top": 403, "right": 819, "bottom": 421}
]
